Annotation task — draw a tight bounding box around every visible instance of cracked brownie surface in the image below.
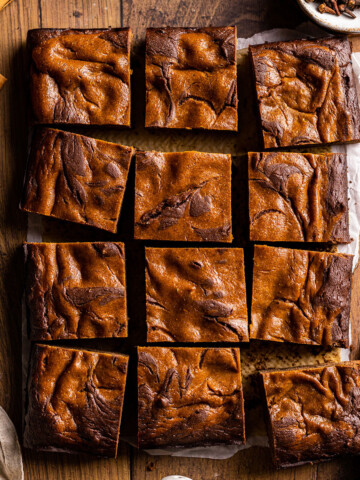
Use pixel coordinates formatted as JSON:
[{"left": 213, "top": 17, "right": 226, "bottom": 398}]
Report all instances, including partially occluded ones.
[
  {"left": 145, "top": 247, "right": 248, "bottom": 342},
  {"left": 25, "top": 242, "right": 127, "bottom": 340},
  {"left": 145, "top": 27, "right": 237, "bottom": 130},
  {"left": 24, "top": 344, "right": 129, "bottom": 457},
  {"left": 134, "top": 150, "right": 232, "bottom": 242},
  {"left": 260, "top": 362, "right": 360, "bottom": 468},
  {"left": 137, "top": 347, "right": 245, "bottom": 448},
  {"left": 21, "top": 128, "right": 134, "bottom": 232},
  {"left": 250, "top": 37, "right": 360, "bottom": 148},
  {"left": 28, "top": 28, "right": 131, "bottom": 125},
  {"left": 251, "top": 245, "right": 352, "bottom": 348},
  {"left": 248, "top": 152, "right": 349, "bottom": 243}
]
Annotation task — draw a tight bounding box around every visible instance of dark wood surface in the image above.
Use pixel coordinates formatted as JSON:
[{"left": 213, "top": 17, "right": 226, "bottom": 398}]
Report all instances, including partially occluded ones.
[{"left": 1, "top": 1, "right": 360, "bottom": 479}]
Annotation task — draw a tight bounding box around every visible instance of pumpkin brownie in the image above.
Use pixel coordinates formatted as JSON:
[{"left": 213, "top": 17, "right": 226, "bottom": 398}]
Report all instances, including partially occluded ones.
[
  {"left": 145, "top": 247, "right": 248, "bottom": 342},
  {"left": 248, "top": 152, "right": 349, "bottom": 243},
  {"left": 145, "top": 27, "right": 237, "bottom": 130},
  {"left": 249, "top": 37, "right": 360, "bottom": 148},
  {"left": 138, "top": 346, "right": 245, "bottom": 448},
  {"left": 28, "top": 28, "right": 131, "bottom": 126},
  {"left": 260, "top": 362, "right": 360, "bottom": 468},
  {"left": 24, "top": 242, "right": 127, "bottom": 340},
  {"left": 21, "top": 128, "right": 134, "bottom": 233},
  {"left": 134, "top": 150, "right": 232, "bottom": 242},
  {"left": 251, "top": 245, "right": 353, "bottom": 348},
  {"left": 24, "top": 344, "right": 129, "bottom": 457}
]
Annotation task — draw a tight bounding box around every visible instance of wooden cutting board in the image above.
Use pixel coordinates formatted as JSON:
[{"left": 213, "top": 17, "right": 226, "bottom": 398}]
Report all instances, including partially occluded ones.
[{"left": 1, "top": 1, "right": 360, "bottom": 479}]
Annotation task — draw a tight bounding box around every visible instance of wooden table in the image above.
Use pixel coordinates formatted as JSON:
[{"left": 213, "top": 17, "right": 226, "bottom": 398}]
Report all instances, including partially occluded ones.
[{"left": 1, "top": 0, "right": 360, "bottom": 479}]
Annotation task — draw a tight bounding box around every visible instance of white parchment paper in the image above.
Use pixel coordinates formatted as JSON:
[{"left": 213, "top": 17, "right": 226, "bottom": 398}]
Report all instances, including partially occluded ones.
[
  {"left": 161, "top": 477, "right": 193, "bottom": 480},
  {"left": 21, "top": 24, "right": 360, "bottom": 462}
]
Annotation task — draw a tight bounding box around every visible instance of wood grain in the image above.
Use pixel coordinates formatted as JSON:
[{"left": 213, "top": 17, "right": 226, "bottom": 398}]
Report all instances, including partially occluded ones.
[
  {"left": 132, "top": 446, "right": 360, "bottom": 480},
  {"left": 0, "top": 0, "right": 31, "bottom": 432},
  {"left": 122, "top": 0, "right": 309, "bottom": 40},
  {"left": 1, "top": 0, "right": 360, "bottom": 479}
]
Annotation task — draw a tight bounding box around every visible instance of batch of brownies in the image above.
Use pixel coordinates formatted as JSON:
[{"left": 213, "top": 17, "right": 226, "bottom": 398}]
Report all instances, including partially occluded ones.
[{"left": 19, "top": 26, "right": 360, "bottom": 469}]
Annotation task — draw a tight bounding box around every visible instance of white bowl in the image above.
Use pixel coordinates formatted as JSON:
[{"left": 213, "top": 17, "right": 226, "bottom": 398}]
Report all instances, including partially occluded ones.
[{"left": 297, "top": 0, "right": 360, "bottom": 32}]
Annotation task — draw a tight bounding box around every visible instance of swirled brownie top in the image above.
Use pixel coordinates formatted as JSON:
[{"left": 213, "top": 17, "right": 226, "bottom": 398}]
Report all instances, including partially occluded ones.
[
  {"left": 250, "top": 37, "right": 360, "bottom": 148},
  {"left": 25, "top": 242, "right": 127, "bottom": 340},
  {"left": 145, "top": 27, "right": 237, "bottom": 130},
  {"left": 260, "top": 361, "right": 360, "bottom": 468},
  {"left": 138, "top": 347, "right": 245, "bottom": 448},
  {"left": 28, "top": 28, "right": 131, "bottom": 125},
  {"left": 21, "top": 128, "right": 134, "bottom": 233},
  {"left": 145, "top": 247, "right": 248, "bottom": 342},
  {"left": 251, "top": 245, "right": 353, "bottom": 348},
  {"left": 24, "top": 344, "right": 129, "bottom": 457},
  {"left": 134, "top": 150, "right": 232, "bottom": 242},
  {"left": 248, "top": 152, "right": 349, "bottom": 243}
]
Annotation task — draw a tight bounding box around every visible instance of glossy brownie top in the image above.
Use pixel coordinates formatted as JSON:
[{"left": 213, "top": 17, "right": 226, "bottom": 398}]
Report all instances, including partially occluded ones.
[
  {"left": 24, "top": 344, "right": 129, "bottom": 457},
  {"left": 260, "top": 361, "right": 360, "bottom": 468},
  {"left": 250, "top": 36, "right": 360, "bottom": 148},
  {"left": 28, "top": 28, "right": 131, "bottom": 125},
  {"left": 145, "top": 27, "right": 237, "bottom": 130},
  {"left": 25, "top": 242, "right": 127, "bottom": 340},
  {"left": 146, "top": 247, "right": 248, "bottom": 342},
  {"left": 134, "top": 150, "right": 232, "bottom": 242},
  {"left": 138, "top": 347, "right": 245, "bottom": 448},
  {"left": 21, "top": 128, "right": 134, "bottom": 232},
  {"left": 248, "top": 152, "right": 349, "bottom": 243},
  {"left": 251, "top": 245, "right": 353, "bottom": 347}
]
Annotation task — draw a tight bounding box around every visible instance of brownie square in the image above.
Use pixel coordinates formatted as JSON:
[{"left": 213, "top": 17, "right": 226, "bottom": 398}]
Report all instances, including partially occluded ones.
[
  {"left": 145, "top": 27, "right": 237, "bottom": 130},
  {"left": 249, "top": 37, "right": 360, "bottom": 148},
  {"left": 248, "top": 152, "right": 349, "bottom": 243},
  {"left": 21, "top": 128, "right": 134, "bottom": 233},
  {"left": 145, "top": 247, "right": 248, "bottom": 342},
  {"left": 28, "top": 28, "right": 131, "bottom": 126},
  {"left": 138, "top": 347, "right": 245, "bottom": 448},
  {"left": 251, "top": 245, "right": 353, "bottom": 348},
  {"left": 24, "top": 344, "right": 129, "bottom": 457},
  {"left": 134, "top": 150, "right": 232, "bottom": 242},
  {"left": 25, "top": 242, "right": 127, "bottom": 340},
  {"left": 260, "top": 361, "right": 360, "bottom": 468}
]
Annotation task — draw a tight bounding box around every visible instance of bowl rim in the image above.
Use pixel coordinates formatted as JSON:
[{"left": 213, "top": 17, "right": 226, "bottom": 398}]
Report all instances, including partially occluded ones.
[{"left": 296, "top": 0, "right": 360, "bottom": 33}]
